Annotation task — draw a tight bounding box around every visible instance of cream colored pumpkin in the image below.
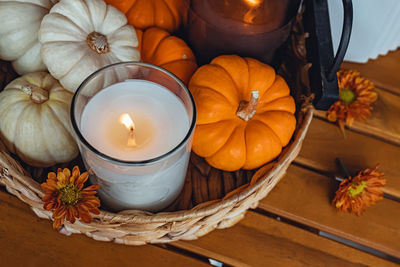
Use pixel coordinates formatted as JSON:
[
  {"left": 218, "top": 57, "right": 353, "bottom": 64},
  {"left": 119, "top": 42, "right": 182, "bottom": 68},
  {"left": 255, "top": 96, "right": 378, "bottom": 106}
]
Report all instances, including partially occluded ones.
[
  {"left": 0, "top": 72, "right": 78, "bottom": 167},
  {"left": 39, "top": 0, "right": 140, "bottom": 92},
  {"left": 0, "top": 0, "right": 57, "bottom": 75}
]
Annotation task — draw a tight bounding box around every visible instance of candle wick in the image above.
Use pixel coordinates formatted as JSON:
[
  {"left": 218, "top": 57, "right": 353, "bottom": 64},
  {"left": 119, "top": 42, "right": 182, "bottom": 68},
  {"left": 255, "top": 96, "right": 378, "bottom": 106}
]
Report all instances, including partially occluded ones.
[
  {"left": 243, "top": 0, "right": 262, "bottom": 24},
  {"left": 244, "top": 7, "right": 257, "bottom": 24},
  {"left": 127, "top": 128, "right": 137, "bottom": 147}
]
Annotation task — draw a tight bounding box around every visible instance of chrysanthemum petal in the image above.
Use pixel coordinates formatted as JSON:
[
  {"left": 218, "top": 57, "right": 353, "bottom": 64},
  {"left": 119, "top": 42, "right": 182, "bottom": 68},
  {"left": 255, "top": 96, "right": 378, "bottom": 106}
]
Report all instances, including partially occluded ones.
[
  {"left": 80, "top": 191, "right": 99, "bottom": 197},
  {"left": 75, "top": 172, "right": 89, "bottom": 187},
  {"left": 56, "top": 172, "right": 68, "bottom": 188},
  {"left": 82, "top": 184, "right": 100, "bottom": 191},
  {"left": 41, "top": 182, "right": 57, "bottom": 192},
  {"left": 70, "top": 166, "right": 80, "bottom": 184},
  {"left": 89, "top": 208, "right": 100, "bottom": 215},
  {"left": 66, "top": 206, "right": 78, "bottom": 224},
  {"left": 53, "top": 218, "right": 63, "bottom": 230},
  {"left": 53, "top": 206, "right": 67, "bottom": 219},
  {"left": 42, "top": 193, "right": 56, "bottom": 202},
  {"left": 44, "top": 201, "right": 56, "bottom": 211},
  {"left": 48, "top": 172, "right": 57, "bottom": 180},
  {"left": 63, "top": 168, "right": 71, "bottom": 179},
  {"left": 80, "top": 213, "right": 92, "bottom": 224}
]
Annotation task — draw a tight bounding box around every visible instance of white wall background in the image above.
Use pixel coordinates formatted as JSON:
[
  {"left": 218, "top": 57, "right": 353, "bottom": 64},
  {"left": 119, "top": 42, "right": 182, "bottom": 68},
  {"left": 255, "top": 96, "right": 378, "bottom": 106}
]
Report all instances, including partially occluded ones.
[{"left": 329, "top": 0, "right": 400, "bottom": 63}]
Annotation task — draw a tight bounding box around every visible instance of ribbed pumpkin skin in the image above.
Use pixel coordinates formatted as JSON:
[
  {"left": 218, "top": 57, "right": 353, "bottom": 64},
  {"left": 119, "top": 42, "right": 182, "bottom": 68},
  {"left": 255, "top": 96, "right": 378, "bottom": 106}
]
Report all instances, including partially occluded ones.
[
  {"left": 0, "top": 72, "right": 78, "bottom": 167},
  {"left": 105, "top": 0, "right": 184, "bottom": 33},
  {"left": 0, "top": 0, "right": 55, "bottom": 74},
  {"left": 189, "top": 55, "right": 296, "bottom": 171},
  {"left": 136, "top": 27, "right": 197, "bottom": 85},
  {"left": 39, "top": 0, "right": 140, "bottom": 92}
]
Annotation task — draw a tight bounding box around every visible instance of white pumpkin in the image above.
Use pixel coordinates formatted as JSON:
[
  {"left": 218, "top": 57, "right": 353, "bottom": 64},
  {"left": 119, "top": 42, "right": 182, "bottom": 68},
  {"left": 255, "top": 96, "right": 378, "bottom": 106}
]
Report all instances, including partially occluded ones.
[
  {"left": 0, "top": 0, "right": 57, "bottom": 75},
  {"left": 0, "top": 72, "right": 78, "bottom": 167},
  {"left": 39, "top": 0, "right": 140, "bottom": 92}
]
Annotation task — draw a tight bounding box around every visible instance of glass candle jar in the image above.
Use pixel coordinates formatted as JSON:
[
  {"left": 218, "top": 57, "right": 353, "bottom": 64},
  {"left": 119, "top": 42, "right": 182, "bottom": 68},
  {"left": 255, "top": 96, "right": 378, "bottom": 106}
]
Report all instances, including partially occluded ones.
[
  {"left": 71, "top": 62, "right": 196, "bottom": 212},
  {"left": 185, "top": 0, "right": 301, "bottom": 64}
]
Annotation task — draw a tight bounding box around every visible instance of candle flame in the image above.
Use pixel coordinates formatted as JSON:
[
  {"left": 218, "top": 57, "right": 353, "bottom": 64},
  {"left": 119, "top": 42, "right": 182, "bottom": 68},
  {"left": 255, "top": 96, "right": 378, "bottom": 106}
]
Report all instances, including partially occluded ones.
[
  {"left": 244, "top": 0, "right": 262, "bottom": 7},
  {"left": 119, "top": 113, "right": 135, "bottom": 131},
  {"left": 243, "top": 0, "right": 262, "bottom": 24},
  {"left": 119, "top": 113, "right": 136, "bottom": 147}
]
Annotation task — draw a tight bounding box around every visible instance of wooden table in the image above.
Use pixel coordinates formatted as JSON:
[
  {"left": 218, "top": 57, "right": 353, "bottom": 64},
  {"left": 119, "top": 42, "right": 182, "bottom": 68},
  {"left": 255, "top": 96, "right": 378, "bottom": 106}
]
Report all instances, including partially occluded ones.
[{"left": 1, "top": 50, "right": 399, "bottom": 267}]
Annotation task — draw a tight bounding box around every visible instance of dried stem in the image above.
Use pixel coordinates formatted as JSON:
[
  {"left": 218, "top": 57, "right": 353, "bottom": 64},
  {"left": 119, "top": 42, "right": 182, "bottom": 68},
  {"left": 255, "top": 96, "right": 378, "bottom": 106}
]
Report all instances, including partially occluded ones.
[
  {"left": 236, "top": 90, "right": 259, "bottom": 121},
  {"left": 20, "top": 84, "right": 49, "bottom": 104},
  {"left": 86, "top": 32, "right": 109, "bottom": 54}
]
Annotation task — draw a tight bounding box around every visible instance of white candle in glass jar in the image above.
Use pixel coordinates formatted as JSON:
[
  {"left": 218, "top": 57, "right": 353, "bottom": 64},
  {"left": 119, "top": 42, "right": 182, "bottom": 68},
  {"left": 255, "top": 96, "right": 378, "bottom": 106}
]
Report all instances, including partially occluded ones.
[{"left": 79, "top": 80, "right": 191, "bottom": 211}]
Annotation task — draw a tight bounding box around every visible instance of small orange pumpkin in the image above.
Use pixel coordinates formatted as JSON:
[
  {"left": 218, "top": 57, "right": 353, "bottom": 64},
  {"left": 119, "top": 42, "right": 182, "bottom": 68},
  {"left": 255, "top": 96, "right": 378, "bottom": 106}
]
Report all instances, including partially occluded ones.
[
  {"left": 105, "top": 0, "right": 185, "bottom": 33},
  {"left": 136, "top": 27, "right": 197, "bottom": 85},
  {"left": 189, "top": 55, "right": 296, "bottom": 171}
]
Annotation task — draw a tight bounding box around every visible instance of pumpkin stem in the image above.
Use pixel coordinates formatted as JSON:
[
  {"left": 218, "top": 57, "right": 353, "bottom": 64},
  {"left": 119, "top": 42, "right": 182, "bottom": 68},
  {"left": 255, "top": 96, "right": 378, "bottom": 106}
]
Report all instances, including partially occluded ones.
[
  {"left": 86, "top": 32, "right": 110, "bottom": 54},
  {"left": 236, "top": 90, "right": 259, "bottom": 121},
  {"left": 21, "top": 84, "right": 49, "bottom": 104}
]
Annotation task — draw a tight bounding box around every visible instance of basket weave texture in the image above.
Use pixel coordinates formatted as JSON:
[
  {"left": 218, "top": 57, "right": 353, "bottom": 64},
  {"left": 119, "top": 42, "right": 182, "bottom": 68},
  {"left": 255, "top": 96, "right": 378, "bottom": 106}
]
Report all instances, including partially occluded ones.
[{"left": 0, "top": 8, "right": 314, "bottom": 245}]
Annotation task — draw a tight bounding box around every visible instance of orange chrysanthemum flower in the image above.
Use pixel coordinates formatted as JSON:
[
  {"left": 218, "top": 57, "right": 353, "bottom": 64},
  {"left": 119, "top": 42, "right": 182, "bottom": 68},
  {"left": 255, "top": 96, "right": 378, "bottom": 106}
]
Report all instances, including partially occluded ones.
[
  {"left": 327, "top": 69, "right": 378, "bottom": 133},
  {"left": 41, "top": 166, "right": 101, "bottom": 229},
  {"left": 332, "top": 165, "right": 386, "bottom": 215}
]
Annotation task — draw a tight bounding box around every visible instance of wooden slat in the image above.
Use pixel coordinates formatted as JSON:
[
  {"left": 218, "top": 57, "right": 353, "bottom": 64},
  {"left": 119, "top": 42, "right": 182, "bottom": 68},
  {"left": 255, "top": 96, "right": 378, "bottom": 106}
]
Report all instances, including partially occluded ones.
[
  {"left": 5, "top": 181, "right": 392, "bottom": 267},
  {"left": 295, "top": 118, "right": 400, "bottom": 198},
  {"left": 172, "top": 211, "right": 396, "bottom": 266},
  {"left": 0, "top": 189, "right": 208, "bottom": 267},
  {"left": 342, "top": 49, "right": 400, "bottom": 95},
  {"left": 258, "top": 165, "right": 400, "bottom": 258},
  {"left": 314, "top": 87, "right": 400, "bottom": 146}
]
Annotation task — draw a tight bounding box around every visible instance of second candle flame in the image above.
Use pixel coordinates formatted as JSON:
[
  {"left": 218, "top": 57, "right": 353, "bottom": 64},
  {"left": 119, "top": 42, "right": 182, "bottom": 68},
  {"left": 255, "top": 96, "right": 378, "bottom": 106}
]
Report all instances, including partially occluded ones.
[
  {"left": 244, "top": 0, "right": 262, "bottom": 7},
  {"left": 119, "top": 113, "right": 136, "bottom": 147}
]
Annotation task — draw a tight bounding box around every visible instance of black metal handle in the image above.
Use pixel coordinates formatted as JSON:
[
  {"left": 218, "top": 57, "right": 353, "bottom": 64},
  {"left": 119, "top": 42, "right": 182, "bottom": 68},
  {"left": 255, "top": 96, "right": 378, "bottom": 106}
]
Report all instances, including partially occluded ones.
[{"left": 327, "top": 0, "right": 353, "bottom": 81}]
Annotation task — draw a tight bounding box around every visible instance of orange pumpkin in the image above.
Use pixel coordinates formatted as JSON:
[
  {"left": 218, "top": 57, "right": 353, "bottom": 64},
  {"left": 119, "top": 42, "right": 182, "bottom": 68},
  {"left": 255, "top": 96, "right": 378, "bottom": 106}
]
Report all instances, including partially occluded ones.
[
  {"left": 105, "top": 0, "right": 185, "bottom": 33},
  {"left": 189, "top": 55, "right": 296, "bottom": 171},
  {"left": 136, "top": 27, "right": 197, "bottom": 85}
]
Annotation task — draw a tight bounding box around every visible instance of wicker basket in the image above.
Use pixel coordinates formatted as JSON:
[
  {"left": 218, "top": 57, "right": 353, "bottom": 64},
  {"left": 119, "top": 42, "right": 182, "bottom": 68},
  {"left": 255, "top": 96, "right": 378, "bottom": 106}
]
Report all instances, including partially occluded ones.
[{"left": 0, "top": 9, "right": 314, "bottom": 245}]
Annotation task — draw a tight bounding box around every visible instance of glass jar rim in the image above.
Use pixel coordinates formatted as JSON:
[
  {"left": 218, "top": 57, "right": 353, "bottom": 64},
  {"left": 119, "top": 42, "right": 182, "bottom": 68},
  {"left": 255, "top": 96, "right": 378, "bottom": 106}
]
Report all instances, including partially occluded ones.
[{"left": 70, "top": 61, "right": 197, "bottom": 166}]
